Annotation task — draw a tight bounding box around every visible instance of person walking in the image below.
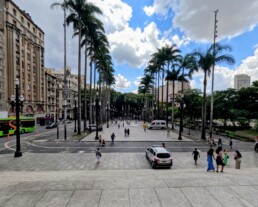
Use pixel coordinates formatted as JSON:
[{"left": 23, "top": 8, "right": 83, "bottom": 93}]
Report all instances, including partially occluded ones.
[
  {"left": 98, "top": 135, "right": 102, "bottom": 146},
  {"left": 234, "top": 150, "right": 242, "bottom": 169},
  {"left": 218, "top": 138, "right": 222, "bottom": 146},
  {"left": 111, "top": 132, "right": 115, "bottom": 144},
  {"left": 167, "top": 127, "right": 171, "bottom": 137},
  {"left": 101, "top": 139, "right": 105, "bottom": 147},
  {"left": 124, "top": 128, "right": 127, "bottom": 137},
  {"left": 229, "top": 138, "right": 233, "bottom": 149},
  {"left": 207, "top": 147, "right": 215, "bottom": 171},
  {"left": 96, "top": 148, "right": 102, "bottom": 164},
  {"left": 192, "top": 148, "right": 200, "bottom": 165},
  {"left": 223, "top": 149, "right": 229, "bottom": 166},
  {"left": 127, "top": 128, "right": 130, "bottom": 136},
  {"left": 143, "top": 123, "right": 147, "bottom": 132},
  {"left": 215, "top": 146, "right": 225, "bottom": 172}
]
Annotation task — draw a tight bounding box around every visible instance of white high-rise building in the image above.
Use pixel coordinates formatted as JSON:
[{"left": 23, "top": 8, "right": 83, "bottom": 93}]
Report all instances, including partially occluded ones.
[{"left": 234, "top": 74, "right": 251, "bottom": 90}]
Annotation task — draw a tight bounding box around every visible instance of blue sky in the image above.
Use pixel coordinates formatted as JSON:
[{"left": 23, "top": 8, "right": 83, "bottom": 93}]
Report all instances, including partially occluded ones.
[{"left": 14, "top": 0, "right": 258, "bottom": 94}]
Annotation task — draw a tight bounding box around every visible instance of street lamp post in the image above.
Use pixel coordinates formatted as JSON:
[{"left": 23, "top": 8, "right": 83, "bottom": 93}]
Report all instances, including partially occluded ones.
[
  {"left": 178, "top": 99, "right": 186, "bottom": 140},
  {"left": 74, "top": 97, "right": 77, "bottom": 133},
  {"left": 10, "top": 79, "right": 24, "bottom": 157}
]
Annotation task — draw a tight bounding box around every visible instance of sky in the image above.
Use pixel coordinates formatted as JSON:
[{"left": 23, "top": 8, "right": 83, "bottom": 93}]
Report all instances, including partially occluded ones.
[{"left": 13, "top": 0, "right": 258, "bottom": 94}]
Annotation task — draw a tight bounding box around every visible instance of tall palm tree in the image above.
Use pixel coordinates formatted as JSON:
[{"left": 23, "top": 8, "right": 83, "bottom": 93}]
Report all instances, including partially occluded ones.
[
  {"left": 138, "top": 75, "right": 154, "bottom": 123},
  {"left": 165, "top": 66, "right": 181, "bottom": 129},
  {"left": 193, "top": 43, "right": 235, "bottom": 140},
  {"left": 65, "top": 0, "right": 103, "bottom": 134}
]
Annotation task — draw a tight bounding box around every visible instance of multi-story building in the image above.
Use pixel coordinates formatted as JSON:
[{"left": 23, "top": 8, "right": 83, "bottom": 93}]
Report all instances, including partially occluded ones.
[
  {"left": 234, "top": 74, "right": 251, "bottom": 90},
  {"left": 158, "top": 81, "right": 191, "bottom": 102},
  {"left": 0, "top": 0, "right": 45, "bottom": 117},
  {"left": 45, "top": 68, "right": 57, "bottom": 120}
]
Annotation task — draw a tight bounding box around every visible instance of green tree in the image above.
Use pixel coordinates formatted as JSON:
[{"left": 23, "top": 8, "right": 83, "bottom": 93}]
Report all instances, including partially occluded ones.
[{"left": 193, "top": 43, "right": 235, "bottom": 139}]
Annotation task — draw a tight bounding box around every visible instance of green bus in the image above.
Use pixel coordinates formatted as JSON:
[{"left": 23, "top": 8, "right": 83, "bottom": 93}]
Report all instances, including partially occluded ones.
[{"left": 0, "top": 117, "right": 36, "bottom": 137}]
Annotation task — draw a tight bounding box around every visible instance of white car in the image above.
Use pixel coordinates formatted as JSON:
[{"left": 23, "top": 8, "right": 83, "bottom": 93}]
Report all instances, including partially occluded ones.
[
  {"left": 146, "top": 145, "right": 173, "bottom": 169},
  {"left": 148, "top": 120, "right": 166, "bottom": 129}
]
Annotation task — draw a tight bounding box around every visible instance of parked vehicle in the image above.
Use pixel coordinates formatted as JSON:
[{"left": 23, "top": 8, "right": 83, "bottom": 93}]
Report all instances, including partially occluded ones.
[
  {"left": 146, "top": 145, "right": 173, "bottom": 169},
  {"left": 148, "top": 120, "right": 166, "bottom": 129},
  {"left": 45, "top": 122, "right": 57, "bottom": 129},
  {"left": 85, "top": 124, "right": 103, "bottom": 131}
]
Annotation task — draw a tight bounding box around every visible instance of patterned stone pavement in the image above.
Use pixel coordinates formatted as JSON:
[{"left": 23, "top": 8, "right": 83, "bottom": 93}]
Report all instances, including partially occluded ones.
[{"left": 0, "top": 151, "right": 257, "bottom": 171}]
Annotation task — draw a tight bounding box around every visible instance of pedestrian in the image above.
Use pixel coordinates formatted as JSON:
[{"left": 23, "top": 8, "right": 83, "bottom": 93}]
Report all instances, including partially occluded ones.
[
  {"left": 111, "top": 132, "right": 115, "bottom": 144},
  {"left": 254, "top": 142, "right": 258, "bottom": 152},
  {"left": 123, "top": 123, "right": 124, "bottom": 127},
  {"left": 223, "top": 149, "right": 229, "bottom": 166},
  {"left": 118, "top": 123, "right": 120, "bottom": 129},
  {"left": 192, "top": 148, "right": 200, "bottom": 165},
  {"left": 143, "top": 123, "right": 147, "bottom": 132},
  {"left": 162, "top": 143, "right": 166, "bottom": 148},
  {"left": 207, "top": 146, "right": 215, "bottom": 171},
  {"left": 234, "top": 150, "right": 242, "bottom": 169},
  {"left": 218, "top": 138, "right": 222, "bottom": 146},
  {"left": 96, "top": 148, "right": 102, "bottom": 164},
  {"left": 124, "top": 128, "right": 127, "bottom": 137},
  {"left": 127, "top": 128, "right": 130, "bottom": 136},
  {"left": 98, "top": 135, "right": 102, "bottom": 146},
  {"left": 167, "top": 127, "right": 170, "bottom": 137},
  {"left": 215, "top": 146, "right": 225, "bottom": 172},
  {"left": 229, "top": 138, "right": 233, "bottom": 149},
  {"left": 101, "top": 139, "right": 105, "bottom": 147}
]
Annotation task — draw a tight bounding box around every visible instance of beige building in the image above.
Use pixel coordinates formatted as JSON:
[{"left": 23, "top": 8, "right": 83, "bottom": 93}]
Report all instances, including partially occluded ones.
[
  {"left": 45, "top": 68, "right": 57, "bottom": 119},
  {"left": 0, "top": 0, "right": 45, "bottom": 117},
  {"left": 158, "top": 81, "right": 191, "bottom": 102},
  {"left": 234, "top": 74, "right": 251, "bottom": 90}
]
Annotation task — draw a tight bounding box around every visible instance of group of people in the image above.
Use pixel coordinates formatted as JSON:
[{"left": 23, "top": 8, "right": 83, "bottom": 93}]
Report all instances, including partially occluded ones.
[
  {"left": 124, "top": 128, "right": 130, "bottom": 136},
  {"left": 206, "top": 146, "right": 242, "bottom": 172}
]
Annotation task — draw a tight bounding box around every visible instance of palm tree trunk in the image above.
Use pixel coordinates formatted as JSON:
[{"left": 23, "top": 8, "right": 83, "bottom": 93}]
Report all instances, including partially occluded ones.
[
  {"left": 77, "top": 27, "right": 82, "bottom": 134},
  {"left": 157, "top": 72, "right": 160, "bottom": 119},
  {"left": 201, "top": 71, "right": 207, "bottom": 140},
  {"left": 166, "top": 63, "right": 170, "bottom": 128},
  {"left": 83, "top": 44, "right": 88, "bottom": 131},
  {"left": 171, "top": 80, "right": 175, "bottom": 129},
  {"left": 161, "top": 68, "right": 164, "bottom": 119},
  {"left": 89, "top": 50, "right": 93, "bottom": 125},
  {"left": 93, "top": 62, "right": 96, "bottom": 123}
]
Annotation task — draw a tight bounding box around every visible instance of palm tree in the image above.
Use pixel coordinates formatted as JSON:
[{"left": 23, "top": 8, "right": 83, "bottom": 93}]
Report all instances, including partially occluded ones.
[
  {"left": 138, "top": 75, "right": 154, "bottom": 123},
  {"left": 65, "top": 0, "right": 103, "bottom": 134},
  {"left": 165, "top": 66, "right": 181, "bottom": 129},
  {"left": 193, "top": 43, "right": 235, "bottom": 140}
]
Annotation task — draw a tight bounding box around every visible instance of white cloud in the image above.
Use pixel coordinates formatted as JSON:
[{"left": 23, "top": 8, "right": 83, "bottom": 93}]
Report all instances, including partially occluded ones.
[
  {"left": 114, "top": 74, "right": 131, "bottom": 89},
  {"left": 191, "top": 47, "right": 258, "bottom": 93},
  {"left": 144, "top": 0, "right": 258, "bottom": 42},
  {"left": 88, "top": 0, "right": 132, "bottom": 34},
  {"left": 133, "top": 77, "right": 142, "bottom": 87}
]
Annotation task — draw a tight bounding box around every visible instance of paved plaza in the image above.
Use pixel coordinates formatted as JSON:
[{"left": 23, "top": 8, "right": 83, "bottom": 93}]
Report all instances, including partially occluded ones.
[
  {"left": 0, "top": 121, "right": 258, "bottom": 206},
  {"left": 80, "top": 121, "right": 193, "bottom": 142}
]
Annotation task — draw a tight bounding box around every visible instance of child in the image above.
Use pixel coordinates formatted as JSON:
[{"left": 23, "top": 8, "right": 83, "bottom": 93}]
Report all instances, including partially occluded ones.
[{"left": 192, "top": 148, "right": 200, "bottom": 165}]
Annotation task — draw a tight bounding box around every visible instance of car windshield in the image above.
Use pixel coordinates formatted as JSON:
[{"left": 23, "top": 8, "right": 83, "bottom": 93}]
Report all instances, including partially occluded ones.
[{"left": 157, "top": 153, "right": 170, "bottom": 158}]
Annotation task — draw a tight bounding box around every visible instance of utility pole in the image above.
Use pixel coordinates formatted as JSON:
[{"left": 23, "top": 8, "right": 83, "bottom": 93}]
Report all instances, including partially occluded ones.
[{"left": 209, "top": 9, "right": 219, "bottom": 139}]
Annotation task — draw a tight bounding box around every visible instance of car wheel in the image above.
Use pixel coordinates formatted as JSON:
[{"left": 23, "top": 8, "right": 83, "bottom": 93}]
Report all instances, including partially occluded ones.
[
  {"left": 151, "top": 161, "right": 156, "bottom": 169},
  {"left": 149, "top": 127, "right": 152, "bottom": 129}
]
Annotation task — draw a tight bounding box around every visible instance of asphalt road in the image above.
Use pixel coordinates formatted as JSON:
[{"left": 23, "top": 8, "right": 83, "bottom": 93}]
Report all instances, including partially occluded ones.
[{"left": 0, "top": 121, "right": 256, "bottom": 154}]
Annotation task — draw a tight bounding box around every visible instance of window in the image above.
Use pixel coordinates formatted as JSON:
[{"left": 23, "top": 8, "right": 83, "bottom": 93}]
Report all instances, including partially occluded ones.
[
  {"left": 13, "top": 20, "right": 16, "bottom": 26},
  {"left": 39, "top": 32, "right": 41, "bottom": 38},
  {"left": 0, "top": 70, "right": 4, "bottom": 76},
  {"left": 21, "top": 16, "right": 24, "bottom": 23},
  {"left": 27, "top": 22, "right": 30, "bottom": 28},
  {"left": 33, "top": 27, "right": 35, "bottom": 33},
  {"left": 0, "top": 58, "right": 3, "bottom": 66},
  {"left": 13, "top": 9, "right": 16, "bottom": 16},
  {"left": 0, "top": 47, "right": 2, "bottom": 55},
  {"left": 0, "top": 81, "right": 4, "bottom": 89},
  {"left": 0, "top": 34, "right": 2, "bottom": 42},
  {"left": 27, "top": 53, "right": 30, "bottom": 61}
]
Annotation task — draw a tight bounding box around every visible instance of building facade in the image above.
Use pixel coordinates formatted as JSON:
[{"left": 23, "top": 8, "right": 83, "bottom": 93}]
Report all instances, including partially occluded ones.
[
  {"left": 234, "top": 74, "right": 251, "bottom": 90},
  {"left": 0, "top": 0, "right": 45, "bottom": 117},
  {"left": 158, "top": 81, "right": 191, "bottom": 102},
  {"left": 45, "top": 68, "right": 57, "bottom": 120}
]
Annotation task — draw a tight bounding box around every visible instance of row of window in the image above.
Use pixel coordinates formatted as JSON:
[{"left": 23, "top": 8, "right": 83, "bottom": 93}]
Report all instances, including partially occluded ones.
[{"left": 12, "top": 8, "right": 42, "bottom": 38}]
